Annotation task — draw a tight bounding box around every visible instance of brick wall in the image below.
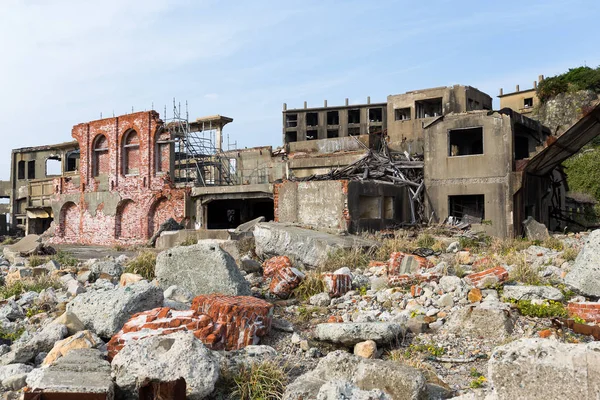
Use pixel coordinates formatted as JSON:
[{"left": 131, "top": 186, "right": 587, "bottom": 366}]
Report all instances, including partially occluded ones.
[
  {"left": 50, "top": 111, "right": 189, "bottom": 246},
  {"left": 567, "top": 302, "right": 600, "bottom": 322}
]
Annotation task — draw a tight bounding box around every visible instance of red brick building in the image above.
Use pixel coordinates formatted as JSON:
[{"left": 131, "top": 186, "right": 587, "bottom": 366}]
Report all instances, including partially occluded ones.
[{"left": 49, "top": 111, "right": 190, "bottom": 246}]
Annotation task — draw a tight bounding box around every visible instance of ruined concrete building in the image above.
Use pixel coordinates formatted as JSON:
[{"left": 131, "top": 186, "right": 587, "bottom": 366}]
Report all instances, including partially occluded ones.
[{"left": 3, "top": 82, "right": 600, "bottom": 243}]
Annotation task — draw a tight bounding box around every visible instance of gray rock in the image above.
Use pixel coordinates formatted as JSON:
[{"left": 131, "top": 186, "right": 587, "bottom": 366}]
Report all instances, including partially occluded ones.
[
  {"left": 240, "top": 255, "right": 262, "bottom": 273},
  {"left": 90, "top": 260, "right": 123, "bottom": 281},
  {"left": 42, "top": 260, "right": 61, "bottom": 271},
  {"left": 155, "top": 243, "right": 250, "bottom": 296},
  {"left": 66, "top": 281, "right": 163, "bottom": 338},
  {"left": 0, "top": 364, "right": 33, "bottom": 381},
  {"left": 523, "top": 216, "right": 550, "bottom": 241},
  {"left": 218, "top": 345, "right": 277, "bottom": 376},
  {"left": 443, "top": 301, "right": 514, "bottom": 341},
  {"left": 234, "top": 216, "right": 265, "bottom": 236},
  {"left": 565, "top": 230, "right": 600, "bottom": 297},
  {"left": 16, "top": 291, "right": 38, "bottom": 307},
  {"left": 316, "top": 380, "right": 391, "bottom": 400},
  {"left": 446, "top": 241, "right": 461, "bottom": 253},
  {"left": 163, "top": 285, "right": 193, "bottom": 303},
  {"left": 67, "top": 280, "right": 86, "bottom": 296},
  {"left": 272, "top": 318, "right": 294, "bottom": 333},
  {"left": 0, "top": 323, "right": 68, "bottom": 365},
  {"left": 436, "top": 293, "right": 454, "bottom": 308},
  {"left": 502, "top": 285, "right": 564, "bottom": 301},
  {"left": 26, "top": 348, "right": 114, "bottom": 396},
  {"left": 111, "top": 331, "right": 219, "bottom": 400},
  {"left": 2, "top": 373, "right": 28, "bottom": 390},
  {"left": 314, "top": 323, "right": 404, "bottom": 346},
  {"left": 488, "top": 338, "right": 600, "bottom": 399},
  {"left": 310, "top": 292, "right": 331, "bottom": 307},
  {"left": 283, "top": 350, "right": 426, "bottom": 400},
  {"left": 0, "top": 300, "right": 24, "bottom": 321},
  {"left": 439, "top": 276, "right": 463, "bottom": 293},
  {"left": 254, "top": 222, "right": 376, "bottom": 267}
]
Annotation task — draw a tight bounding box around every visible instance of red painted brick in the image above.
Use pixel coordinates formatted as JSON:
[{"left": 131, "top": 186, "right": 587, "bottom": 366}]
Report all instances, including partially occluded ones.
[
  {"left": 464, "top": 266, "right": 508, "bottom": 288},
  {"left": 322, "top": 273, "right": 352, "bottom": 297},
  {"left": 568, "top": 302, "right": 600, "bottom": 322},
  {"left": 269, "top": 267, "right": 304, "bottom": 298},
  {"left": 262, "top": 256, "right": 292, "bottom": 279}
]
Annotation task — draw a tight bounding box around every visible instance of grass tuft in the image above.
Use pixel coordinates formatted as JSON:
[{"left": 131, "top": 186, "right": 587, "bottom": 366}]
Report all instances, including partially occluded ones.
[
  {"left": 319, "top": 247, "right": 371, "bottom": 272},
  {"left": 512, "top": 299, "right": 567, "bottom": 318},
  {"left": 52, "top": 250, "right": 79, "bottom": 268},
  {"left": 0, "top": 276, "right": 61, "bottom": 300},
  {"left": 125, "top": 251, "right": 156, "bottom": 280},
  {"left": 416, "top": 233, "right": 435, "bottom": 249},
  {"left": 231, "top": 360, "right": 287, "bottom": 400},
  {"left": 292, "top": 272, "right": 326, "bottom": 301},
  {"left": 507, "top": 253, "right": 541, "bottom": 285},
  {"left": 28, "top": 255, "right": 48, "bottom": 267},
  {"left": 562, "top": 247, "right": 580, "bottom": 262}
]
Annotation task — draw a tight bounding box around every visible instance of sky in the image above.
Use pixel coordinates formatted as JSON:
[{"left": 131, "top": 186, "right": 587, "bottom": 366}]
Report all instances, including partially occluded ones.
[{"left": 1, "top": 0, "right": 599, "bottom": 180}]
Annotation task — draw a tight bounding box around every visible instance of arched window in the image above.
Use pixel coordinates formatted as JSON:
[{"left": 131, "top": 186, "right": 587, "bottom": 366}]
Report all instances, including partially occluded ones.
[
  {"left": 93, "top": 135, "right": 109, "bottom": 177},
  {"left": 115, "top": 199, "right": 137, "bottom": 238},
  {"left": 58, "top": 202, "right": 79, "bottom": 240},
  {"left": 122, "top": 130, "right": 140, "bottom": 175}
]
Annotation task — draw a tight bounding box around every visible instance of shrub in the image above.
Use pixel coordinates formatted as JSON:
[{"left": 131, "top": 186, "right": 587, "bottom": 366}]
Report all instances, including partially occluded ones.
[
  {"left": 513, "top": 300, "right": 567, "bottom": 318},
  {"left": 537, "top": 66, "right": 600, "bottom": 102},
  {"left": 470, "top": 376, "right": 487, "bottom": 389},
  {"left": 1, "top": 237, "right": 16, "bottom": 246},
  {"left": 371, "top": 231, "right": 416, "bottom": 261},
  {"left": 52, "top": 250, "right": 79, "bottom": 268},
  {"left": 231, "top": 360, "right": 287, "bottom": 400},
  {"left": 179, "top": 237, "right": 197, "bottom": 247},
  {"left": 125, "top": 251, "right": 157, "bottom": 280},
  {"left": 292, "top": 272, "right": 326, "bottom": 301}
]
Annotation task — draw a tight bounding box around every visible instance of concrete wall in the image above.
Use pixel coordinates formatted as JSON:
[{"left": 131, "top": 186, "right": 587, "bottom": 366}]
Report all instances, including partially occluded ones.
[
  {"left": 223, "top": 146, "right": 286, "bottom": 185},
  {"left": 346, "top": 181, "right": 411, "bottom": 232},
  {"left": 275, "top": 180, "right": 349, "bottom": 231},
  {"left": 387, "top": 85, "right": 492, "bottom": 154},
  {"left": 288, "top": 152, "right": 366, "bottom": 178},
  {"left": 424, "top": 112, "right": 514, "bottom": 238},
  {"left": 499, "top": 88, "right": 538, "bottom": 115}
]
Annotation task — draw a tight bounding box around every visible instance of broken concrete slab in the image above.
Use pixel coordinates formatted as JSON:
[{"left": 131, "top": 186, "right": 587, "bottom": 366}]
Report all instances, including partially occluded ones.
[
  {"left": 66, "top": 281, "right": 164, "bottom": 338},
  {"left": 26, "top": 348, "right": 114, "bottom": 398},
  {"left": 502, "top": 285, "right": 564, "bottom": 301},
  {"left": 523, "top": 216, "right": 550, "bottom": 241},
  {"left": 254, "top": 222, "right": 376, "bottom": 267},
  {"left": 443, "top": 301, "right": 515, "bottom": 341},
  {"left": 313, "top": 322, "right": 404, "bottom": 346},
  {"left": 565, "top": 229, "right": 600, "bottom": 297},
  {"left": 155, "top": 243, "right": 250, "bottom": 296},
  {"left": 3, "top": 235, "right": 55, "bottom": 264},
  {"left": 488, "top": 338, "right": 600, "bottom": 399},
  {"left": 0, "top": 323, "right": 67, "bottom": 365}
]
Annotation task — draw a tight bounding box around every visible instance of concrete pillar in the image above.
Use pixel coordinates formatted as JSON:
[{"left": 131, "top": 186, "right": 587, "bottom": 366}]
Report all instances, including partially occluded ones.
[
  {"left": 516, "top": 85, "right": 520, "bottom": 92},
  {"left": 283, "top": 103, "right": 287, "bottom": 111},
  {"left": 324, "top": 100, "right": 327, "bottom": 107},
  {"left": 345, "top": 98, "right": 349, "bottom": 106},
  {"left": 215, "top": 126, "right": 223, "bottom": 152},
  {"left": 304, "top": 101, "right": 307, "bottom": 109},
  {"left": 367, "top": 96, "right": 371, "bottom": 105},
  {"left": 499, "top": 88, "right": 503, "bottom": 96}
]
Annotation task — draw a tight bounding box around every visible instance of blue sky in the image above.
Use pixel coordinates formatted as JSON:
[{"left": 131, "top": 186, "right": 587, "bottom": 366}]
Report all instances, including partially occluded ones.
[{"left": 1, "top": 0, "right": 599, "bottom": 180}]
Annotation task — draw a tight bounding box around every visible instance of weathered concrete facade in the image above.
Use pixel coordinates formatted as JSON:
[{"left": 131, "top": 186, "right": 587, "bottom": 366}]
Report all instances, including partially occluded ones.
[
  {"left": 49, "top": 111, "right": 190, "bottom": 245},
  {"left": 275, "top": 180, "right": 411, "bottom": 233},
  {"left": 498, "top": 76, "right": 544, "bottom": 115}
]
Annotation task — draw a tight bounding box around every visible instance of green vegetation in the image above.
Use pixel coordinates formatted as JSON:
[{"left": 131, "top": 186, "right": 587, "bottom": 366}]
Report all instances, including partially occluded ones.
[
  {"left": 562, "top": 247, "right": 580, "bottom": 262},
  {"left": 416, "top": 233, "right": 435, "bottom": 249},
  {"left": 1, "top": 237, "right": 16, "bottom": 246},
  {"left": 52, "top": 250, "right": 79, "bottom": 268},
  {"left": 470, "top": 368, "right": 483, "bottom": 378},
  {"left": 541, "top": 237, "right": 564, "bottom": 251},
  {"left": 469, "top": 375, "right": 487, "bottom": 389},
  {"left": 512, "top": 300, "right": 567, "bottom": 318},
  {"left": 231, "top": 361, "right": 287, "bottom": 400},
  {"left": 125, "top": 251, "right": 157, "bottom": 280},
  {"left": 296, "top": 306, "right": 323, "bottom": 323},
  {"left": 564, "top": 150, "right": 600, "bottom": 199},
  {"left": 402, "top": 343, "right": 446, "bottom": 358},
  {"left": 320, "top": 247, "right": 371, "bottom": 272},
  {"left": 507, "top": 254, "right": 541, "bottom": 286},
  {"left": 0, "top": 327, "right": 25, "bottom": 342},
  {"left": 572, "top": 315, "right": 587, "bottom": 324},
  {"left": 292, "top": 272, "right": 326, "bottom": 301},
  {"left": 0, "top": 277, "right": 61, "bottom": 300},
  {"left": 179, "top": 237, "right": 197, "bottom": 246},
  {"left": 28, "top": 255, "right": 48, "bottom": 267},
  {"left": 537, "top": 66, "right": 600, "bottom": 103}
]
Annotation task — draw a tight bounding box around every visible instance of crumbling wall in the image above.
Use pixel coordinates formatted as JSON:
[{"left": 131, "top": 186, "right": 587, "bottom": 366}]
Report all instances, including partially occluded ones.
[{"left": 48, "top": 111, "right": 189, "bottom": 246}]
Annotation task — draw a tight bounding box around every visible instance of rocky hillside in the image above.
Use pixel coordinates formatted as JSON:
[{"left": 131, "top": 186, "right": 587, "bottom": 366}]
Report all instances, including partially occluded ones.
[
  {"left": 0, "top": 224, "right": 598, "bottom": 399},
  {"left": 531, "top": 89, "right": 599, "bottom": 136}
]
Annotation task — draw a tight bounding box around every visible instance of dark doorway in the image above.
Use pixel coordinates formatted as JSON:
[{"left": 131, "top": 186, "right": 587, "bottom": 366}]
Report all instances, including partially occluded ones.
[{"left": 206, "top": 198, "right": 274, "bottom": 229}]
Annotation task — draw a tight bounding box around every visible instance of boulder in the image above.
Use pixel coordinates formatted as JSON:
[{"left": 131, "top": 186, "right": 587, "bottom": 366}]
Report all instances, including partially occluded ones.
[
  {"left": 3, "top": 235, "right": 54, "bottom": 264},
  {"left": 314, "top": 323, "right": 404, "bottom": 346},
  {"left": 354, "top": 340, "right": 377, "bottom": 359},
  {"left": 240, "top": 255, "right": 262, "bottom": 273},
  {"left": 565, "top": 229, "right": 600, "bottom": 296},
  {"left": 89, "top": 260, "right": 123, "bottom": 281},
  {"left": 66, "top": 281, "right": 164, "bottom": 338},
  {"left": 111, "top": 331, "right": 219, "bottom": 400},
  {"left": 502, "top": 285, "right": 564, "bottom": 301},
  {"left": 316, "top": 380, "right": 391, "bottom": 400},
  {"left": 119, "top": 273, "right": 144, "bottom": 287},
  {"left": 309, "top": 292, "right": 331, "bottom": 307},
  {"left": 42, "top": 330, "right": 104, "bottom": 366},
  {"left": 163, "top": 285, "right": 193, "bottom": 303},
  {"left": 26, "top": 348, "right": 114, "bottom": 397},
  {"left": 0, "top": 364, "right": 33, "bottom": 382},
  {"left": 0, "top": 323, "right": 67, "bottom": 365},
  {"left": 52, "top": 311, "right": 85, "bottom": 335},
  {"left": 254, "top": 222, "right": 376, "bottom": 267},
  {"left": 489, "top": 338, "right": 600, "bottom": 399},
  {"left": 155, "top": 243, "right": 250, "bottom": 296},
  {"left": 523, "top": 216, "right": 550, "bottom": 241},
  {"left": 0, "top": 300, "right": 24, "bottom": 321},
  {"left": 443, "top": 301, "right": 514, "bottom": 341},
  {"left": 439, "top": 276, "right": 463, "bottom": 293},
  {"left": 2, "top": 373, "right": 28, "bottom": 390},
  {"left": 283, "top": 350, "right": 426, "bottom": 400}
]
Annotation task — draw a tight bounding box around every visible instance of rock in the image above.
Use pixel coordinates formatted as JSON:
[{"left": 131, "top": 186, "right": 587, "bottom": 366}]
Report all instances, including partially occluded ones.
[
  {"left": 254, "top": 222, "right": 376, "bottom": 267},
  {"left": 77, "top": 270, "right": 92, "bottom": 283},
  {"left": 218, "top": 345, "right": 277, "bottom": 376},
  {"left": 439, "top": 275, "right": 463, "bottom": 292},
  {"left": 272, "top": 318, "right": 294, "bottom": 333},
  {"left": 443, "top": 301, "right": 514, "bottom": 340},
  {"left": 523, "top": 216, "right": 550, "bottom": 241},
  {"left": 436, "top": 293, "right": 454, "bottom": 308},
  {"left": 89, "top": 260, "right": 123, "bottom": 281},
  {"left": 192, "top": 294, "right": 274, "bottom": 350},
  {"left": 464, "top": 266, "right": 508, "bottom": 289},
  {"left": 240, "top": 255, "right": 262, "bottom": 273},
  {"left": 488, "top": 338, "right": 600, "bottom": 399},
  {"left": 502, "top": 285, "right": 564, "bottom": 301},
  {"left": 66, "top": 280, "right": 85, "bottom": 296},
  {"left": 42, "top": 260, "right": 61, "bottom": 271},
  {"left": 446, "top": 241, "right": 461, "bottom": 253},
  {"left": 234, "top": 216, "right": 265, "bottom": 236},
  {"left": 52, "top": 311, "right": 85, "bottom": 335},
  {"left": 2, "top": 373, "right": 28, "bottom": 390},
  {"left": 283, "top": 350, "right": 426, "bottom": 400},
  {"left": 119, "top": 272, "right": 144, "bottom": 287},
  {"left": 5, "top": 267, "right": 48, "bottom": 286},
  {"left": 66, "top": 281, "right": 164, "bottom": 338},
  {"left": 42, "top": 330, "right": 104, "bottom": 366},
  {"left": 0, "top": 364, "right": 33, "bottom": 382},
  {"left": 269, "top": 267, "right": 304, "bottom": 298},
  {"left": 148, "top": 217, "right": 184, "bottom": 247},
  {"left": 310, "top": 292, "right": 331, "bottom": 307},
  {"left": 3, "top": 235, "right": 51, "bottom": 263},
  {"left": 354, "top": 340, "right": 377, "bottom": 359},
  {"left": 0, "top": 300, "right": 24, "bottom": 322},
  {"left": 155, "top": 243, "right": 251, "bottom": 296},
  {"left": 388, "top": 252, "right": 433, "bottom": 275},
  {"left": 316, "top": 380, "right": 391, "bottom": 400},
  {"left": 323, "top": 272, "right": 352, "bottom": 297},
  {"left": 455, "top": 251, "right": 473, "bottom": 265},
  {"left": 468, "top": 288, "right": 482, "bottom": 303},
  {"left": 111, "top": 331, "right": 219, "bottom": 400},
  {"left": 0, "top": 323, "right": 68, "bottom": 365},
  {"left": 163, "top": 285, "right": 193, "bottom": 303},
  {"left": 26, "top": 348, "right": 114, "bottom": 396},
  {"left": 565, "top": 230, "right": 600, "bottom": 297},
  {"left": 16, "top": 291, "right": 38, "bottom": 307},
  {"left": 314, "top": 323, "right": 404, "bottom": 346}
]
